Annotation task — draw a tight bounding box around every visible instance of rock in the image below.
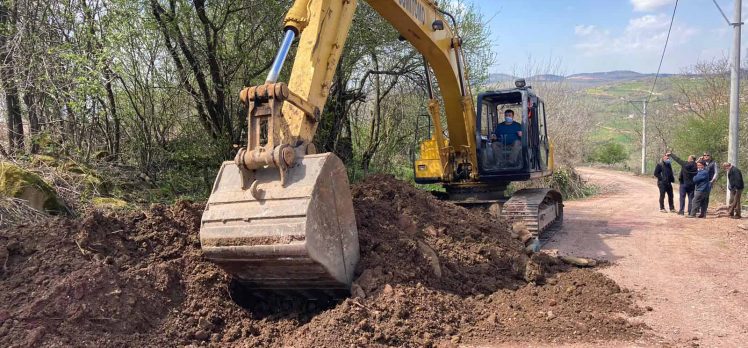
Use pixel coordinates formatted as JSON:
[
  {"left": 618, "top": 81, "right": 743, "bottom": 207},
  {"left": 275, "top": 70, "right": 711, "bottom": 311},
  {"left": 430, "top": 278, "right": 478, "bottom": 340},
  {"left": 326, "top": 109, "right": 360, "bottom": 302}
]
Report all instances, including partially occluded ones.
[
  {"left": 524, "top": 257, "right": 544, "bottom": 283},
  {"left": 560, "top": 255, "right": 597, "bottom": 267},
  {"left": 351, "top": 283, "right": 366, "bottom": 299},
  {"left": 24, "top": 326, "right": 46, "bottom": 346},
  {"left": 197, "top": 317, "right": 214, "bottom": 331},
  {"left": 423, "top": 225, "right": 439, "bottom": 237},
  {"left": 194, "top": 330, "right": 210, "bottom": 341},
  {"left": 549, "top": 299, "right": 557, "bottom": 306},
  {"left": 546, "top": 310, "right": 556, "bottom": 320},
  {"left": 0, "top": 162, "right": 64, "bottom": 213},
  {"left": 397, "top": 214, "right": 417, "bottom": 234},
  {"left": 645, "top": 306, "right": 653, "bottom": 311},
  {"left": 382, "top": 284, "right": 394, "bottom": 295},
  {"left": 417, "top": 240, "right": 442, "bottom": 278},
  {"left": 356, "top": 268, "right": 383, "bottom": 293},
  {"left": 738, "top": 224, "right": 747, "bottom": 231},
  {"left": 512, "top": 222, "right": 534, "bottom": 246}
]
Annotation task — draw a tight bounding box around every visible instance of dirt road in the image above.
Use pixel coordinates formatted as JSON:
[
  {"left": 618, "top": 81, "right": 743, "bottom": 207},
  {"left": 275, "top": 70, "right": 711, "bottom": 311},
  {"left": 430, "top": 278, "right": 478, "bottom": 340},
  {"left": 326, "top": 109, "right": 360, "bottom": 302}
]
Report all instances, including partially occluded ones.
[{"left": 546, "top": 167, "right": 748, "bottom": 347}]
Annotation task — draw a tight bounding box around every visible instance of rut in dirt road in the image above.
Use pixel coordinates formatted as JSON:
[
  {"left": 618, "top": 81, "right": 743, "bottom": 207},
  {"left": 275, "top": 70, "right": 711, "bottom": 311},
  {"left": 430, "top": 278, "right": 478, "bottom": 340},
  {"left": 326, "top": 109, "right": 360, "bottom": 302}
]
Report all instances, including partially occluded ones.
[{"left": 546, "top": 167, "right": 748, "bottom": 348}]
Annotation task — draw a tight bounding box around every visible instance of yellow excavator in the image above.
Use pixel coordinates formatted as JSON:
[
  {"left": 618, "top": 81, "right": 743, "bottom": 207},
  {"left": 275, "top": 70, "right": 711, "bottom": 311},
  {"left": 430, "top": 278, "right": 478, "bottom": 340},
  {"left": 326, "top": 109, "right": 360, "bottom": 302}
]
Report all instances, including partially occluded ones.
[{"left": 199, "top": 0, "right": 563, "bottom": 295}]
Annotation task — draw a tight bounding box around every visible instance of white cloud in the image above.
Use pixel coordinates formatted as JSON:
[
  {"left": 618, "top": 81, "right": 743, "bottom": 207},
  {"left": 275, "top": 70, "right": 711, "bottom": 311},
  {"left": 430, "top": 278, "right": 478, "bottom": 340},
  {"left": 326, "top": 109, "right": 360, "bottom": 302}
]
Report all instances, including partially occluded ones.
[
  {"left": 574, "top": 25, "right": 596, "bottom": 36},
  {"left": 573, "top": 14, "right": 697, "bottom": 56},
  {"left": 631, "top": 0, "right": 675, "bottom": 12}
]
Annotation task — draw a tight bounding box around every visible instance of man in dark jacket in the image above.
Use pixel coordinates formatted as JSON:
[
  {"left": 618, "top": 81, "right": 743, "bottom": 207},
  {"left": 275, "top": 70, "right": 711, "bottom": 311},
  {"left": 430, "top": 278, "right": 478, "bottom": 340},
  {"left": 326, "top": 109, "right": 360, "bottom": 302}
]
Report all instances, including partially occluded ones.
[
  {"left": 688, "top": 161, "right": 712, "bottom": 218},
  {"left": 722, "top": 162, "right": 744, "bottom": 219},
  {"left": 653, "top": 153, "right": 676, "bottom": 213},
  {"left": 671, "top": 153, "right": 697, "bottom": 215}
]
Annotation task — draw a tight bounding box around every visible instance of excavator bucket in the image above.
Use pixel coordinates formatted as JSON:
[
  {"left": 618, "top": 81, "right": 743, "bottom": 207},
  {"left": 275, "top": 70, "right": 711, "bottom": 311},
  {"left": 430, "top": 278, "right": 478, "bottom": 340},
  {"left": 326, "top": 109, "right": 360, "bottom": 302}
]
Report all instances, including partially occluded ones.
[{"left": 199, "top": 153, "right": 359, "bottom": 293}]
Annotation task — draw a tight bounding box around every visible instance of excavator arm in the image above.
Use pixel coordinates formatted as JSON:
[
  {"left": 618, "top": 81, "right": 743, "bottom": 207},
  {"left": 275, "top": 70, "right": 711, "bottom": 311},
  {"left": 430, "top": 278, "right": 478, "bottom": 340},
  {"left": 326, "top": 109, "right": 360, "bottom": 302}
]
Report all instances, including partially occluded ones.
[
  {"left": 200, "top": 0, "right": 479, "bottom": 294},
  {"left": 250, "top": 0, "right": 478, "bottom": 182}
]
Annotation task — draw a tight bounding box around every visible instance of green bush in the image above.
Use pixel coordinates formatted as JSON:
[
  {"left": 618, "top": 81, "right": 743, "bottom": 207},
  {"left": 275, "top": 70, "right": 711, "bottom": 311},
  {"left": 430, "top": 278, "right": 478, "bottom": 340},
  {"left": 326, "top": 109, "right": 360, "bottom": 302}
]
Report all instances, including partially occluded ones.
[
  {"left": 589, "top": 141, "right": 628, "bottom": 165},
  {"left": 510, "top": 165, "right": 597, "bottom": 200},
  {"left": 673, "top": 113, "right": 728, "bottom": 163}
]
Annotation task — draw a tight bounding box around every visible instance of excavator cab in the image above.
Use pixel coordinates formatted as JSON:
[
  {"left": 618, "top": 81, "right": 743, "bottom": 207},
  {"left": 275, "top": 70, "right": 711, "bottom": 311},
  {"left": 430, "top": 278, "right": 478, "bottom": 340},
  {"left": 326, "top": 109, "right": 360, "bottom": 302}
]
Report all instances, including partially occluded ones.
[{"left": 476, "top": 81, "right": 554, "bottom": 181}]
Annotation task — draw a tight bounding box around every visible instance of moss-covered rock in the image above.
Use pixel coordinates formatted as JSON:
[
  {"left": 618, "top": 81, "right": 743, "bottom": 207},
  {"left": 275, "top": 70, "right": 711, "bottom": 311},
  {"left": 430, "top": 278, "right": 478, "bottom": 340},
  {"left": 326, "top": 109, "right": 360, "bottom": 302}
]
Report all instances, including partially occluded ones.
[
  {"left": 91, "top": 197, "right": 128, "bottom": 209},
  {"left": 31, "top": 155, "right": 58, "bottom": 167},
  {"left": 83, "top": 174, "right": 112, "bottom": 195},
  {"left": 61, "top": 160, "right": 86, "bottom": 174},
  {"left": 0, "top": 162, "right": 65, "bottom": 213}
]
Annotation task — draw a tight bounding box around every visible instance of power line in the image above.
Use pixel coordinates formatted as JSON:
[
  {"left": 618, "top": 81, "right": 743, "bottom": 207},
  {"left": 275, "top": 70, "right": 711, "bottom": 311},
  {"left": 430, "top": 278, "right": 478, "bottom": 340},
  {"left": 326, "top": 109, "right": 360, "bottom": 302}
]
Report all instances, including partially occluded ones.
[{"left": 647, "top": 0, "right": 679, "bottom": 103}]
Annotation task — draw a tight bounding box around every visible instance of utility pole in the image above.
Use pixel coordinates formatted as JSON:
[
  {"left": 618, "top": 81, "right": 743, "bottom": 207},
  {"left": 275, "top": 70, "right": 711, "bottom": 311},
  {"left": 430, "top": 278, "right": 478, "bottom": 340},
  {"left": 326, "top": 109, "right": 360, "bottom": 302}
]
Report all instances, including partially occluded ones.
[
  {"left": 626, "top": 99, "right": 649, "bottom": 174},
  {"left": 713, "top": 0, "right": 743, "bottom": 204},
  {"left": 642, "top": 100, "right": 648, "bottom": 175},
  {"left": 728, "top": 0, "right": 742, "bottom": 204}
]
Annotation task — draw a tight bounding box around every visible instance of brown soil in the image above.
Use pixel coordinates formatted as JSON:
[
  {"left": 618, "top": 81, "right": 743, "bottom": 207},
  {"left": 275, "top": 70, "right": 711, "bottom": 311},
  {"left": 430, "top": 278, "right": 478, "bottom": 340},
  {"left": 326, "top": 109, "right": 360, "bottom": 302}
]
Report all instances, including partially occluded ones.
[{"left": 0, "top": 174, "right": 645, "bottom": 347}]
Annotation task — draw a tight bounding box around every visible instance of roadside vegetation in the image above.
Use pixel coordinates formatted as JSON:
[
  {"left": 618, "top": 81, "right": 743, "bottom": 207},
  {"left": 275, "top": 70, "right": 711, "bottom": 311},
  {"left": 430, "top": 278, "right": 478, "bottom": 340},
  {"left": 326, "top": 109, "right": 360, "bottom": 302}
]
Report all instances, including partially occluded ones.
[{"left": 0, "top": 0, "right": 494, "bottom": 220}]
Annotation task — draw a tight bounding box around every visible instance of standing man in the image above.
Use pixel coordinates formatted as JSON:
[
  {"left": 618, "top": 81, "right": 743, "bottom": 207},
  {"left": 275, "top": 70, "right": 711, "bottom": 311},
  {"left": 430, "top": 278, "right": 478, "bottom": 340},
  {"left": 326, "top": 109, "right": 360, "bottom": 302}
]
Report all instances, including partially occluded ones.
[
  {"left": 671, "top": 153, "right": 697, "bottom": 215},
  {"left": 702, "top": 152, "right": 718, "bottom": 214},
  {"left": 689, "top": 161, "right": 712, "bottom": 218},
  {"left": 654, "top": 153, "right": 676, "bottom": 213},
  {"left": 723, "top": 162, "right": 744, "bottom": 219}
]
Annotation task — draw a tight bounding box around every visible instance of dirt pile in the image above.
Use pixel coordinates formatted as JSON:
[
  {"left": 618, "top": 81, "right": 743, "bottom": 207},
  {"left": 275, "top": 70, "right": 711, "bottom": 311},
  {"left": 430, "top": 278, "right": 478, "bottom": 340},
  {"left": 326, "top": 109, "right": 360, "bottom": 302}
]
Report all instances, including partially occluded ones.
[
  {"left": 0, "top": 175, "right": 646, "bottom": 347},
  {"left": 350, "top": 174, "right": 528, "bottom": 296}
]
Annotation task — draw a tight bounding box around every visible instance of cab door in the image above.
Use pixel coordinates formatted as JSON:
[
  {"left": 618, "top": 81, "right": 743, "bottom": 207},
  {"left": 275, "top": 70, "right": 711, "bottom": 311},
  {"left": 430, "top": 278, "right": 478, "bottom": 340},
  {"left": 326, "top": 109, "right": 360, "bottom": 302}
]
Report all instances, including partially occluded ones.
[{"left": 538, "top": 100, "right": 550, "bottom": 170}]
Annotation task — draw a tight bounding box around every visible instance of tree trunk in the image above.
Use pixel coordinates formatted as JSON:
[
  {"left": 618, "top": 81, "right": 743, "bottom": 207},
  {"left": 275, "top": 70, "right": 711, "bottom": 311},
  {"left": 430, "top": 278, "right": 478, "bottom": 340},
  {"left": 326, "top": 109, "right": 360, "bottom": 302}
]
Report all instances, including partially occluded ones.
[
  {"left": 0, "top": 1, "right": 23, "bottom": 154},
  {"left": 23, "top": 92, "right": 40, "bottom": 154},
  {"left": 3, "top": 79, "right": 23, "bottom": 153},
  {"left": 103, "top": 67, "right": 120, "bottom": 158}
]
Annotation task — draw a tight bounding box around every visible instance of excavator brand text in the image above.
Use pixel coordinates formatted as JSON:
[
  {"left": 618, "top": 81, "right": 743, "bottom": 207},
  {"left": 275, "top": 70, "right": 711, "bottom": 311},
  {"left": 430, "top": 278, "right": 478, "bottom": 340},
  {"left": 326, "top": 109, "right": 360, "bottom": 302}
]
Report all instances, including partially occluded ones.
[{"left": 398, "top": 0, "right": 426, "bottom": 24}]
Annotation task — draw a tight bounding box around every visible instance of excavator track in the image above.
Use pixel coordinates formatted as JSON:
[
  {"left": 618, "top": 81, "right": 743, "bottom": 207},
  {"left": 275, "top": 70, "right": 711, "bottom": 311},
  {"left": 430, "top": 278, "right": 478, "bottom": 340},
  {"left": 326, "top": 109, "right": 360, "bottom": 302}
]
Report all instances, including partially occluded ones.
[{"left": 502, "top": 188, "right": 563, "bottom": 243}]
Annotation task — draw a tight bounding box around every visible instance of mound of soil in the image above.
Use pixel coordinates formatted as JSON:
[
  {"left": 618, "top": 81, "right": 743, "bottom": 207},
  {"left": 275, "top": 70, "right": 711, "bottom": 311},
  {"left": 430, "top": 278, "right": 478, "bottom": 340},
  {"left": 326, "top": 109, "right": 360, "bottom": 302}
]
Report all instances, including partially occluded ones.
[{"left": 0, "top": 175, "right": 646, "bottom": 347}]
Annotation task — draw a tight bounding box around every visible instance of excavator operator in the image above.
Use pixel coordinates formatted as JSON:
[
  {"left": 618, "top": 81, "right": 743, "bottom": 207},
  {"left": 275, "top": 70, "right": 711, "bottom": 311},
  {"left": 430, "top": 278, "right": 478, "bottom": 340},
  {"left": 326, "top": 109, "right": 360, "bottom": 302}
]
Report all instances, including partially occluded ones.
[{"left": 490, "top": 109, "right": 522, "bottom": 164}]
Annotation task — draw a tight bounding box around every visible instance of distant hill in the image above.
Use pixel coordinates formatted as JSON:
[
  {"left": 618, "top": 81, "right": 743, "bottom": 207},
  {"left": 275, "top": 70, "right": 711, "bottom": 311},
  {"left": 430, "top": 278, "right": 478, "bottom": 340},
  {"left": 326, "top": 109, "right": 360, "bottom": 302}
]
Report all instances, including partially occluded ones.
[
  {"left": 486, "top": 73, "right": 564, "bottom": 85},
  {"left": 529, "top": 74, "right": 565, "bottom": 82},
  {"left": 486, "top": 70, "right": 677, "bottom": 88},
  {"left": 487, "top": 73, "right": 516, "bottom": 84},
  {"left": 567, "top": 70, "right": 674, "bottom": 82}
]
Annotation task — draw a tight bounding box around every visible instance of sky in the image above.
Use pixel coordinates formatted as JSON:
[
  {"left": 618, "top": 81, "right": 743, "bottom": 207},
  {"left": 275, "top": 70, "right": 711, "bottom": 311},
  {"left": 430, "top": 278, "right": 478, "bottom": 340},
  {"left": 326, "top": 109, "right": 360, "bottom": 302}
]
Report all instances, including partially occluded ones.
[{"left": 469, "top": 0, "right": 748, "bottom": 75}]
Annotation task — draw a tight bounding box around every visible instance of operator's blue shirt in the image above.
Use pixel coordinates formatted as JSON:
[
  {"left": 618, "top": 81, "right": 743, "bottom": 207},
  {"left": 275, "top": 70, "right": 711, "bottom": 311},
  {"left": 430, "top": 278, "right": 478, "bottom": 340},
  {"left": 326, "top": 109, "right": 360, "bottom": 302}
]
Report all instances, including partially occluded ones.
[{"left": 493, "top": 122, "right": 522, "bottom": 145}]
